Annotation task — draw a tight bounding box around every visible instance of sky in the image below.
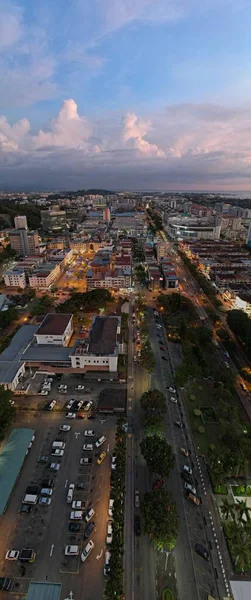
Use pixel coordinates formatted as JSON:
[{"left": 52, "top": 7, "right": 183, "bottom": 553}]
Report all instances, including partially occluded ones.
[{"left": 1, "top": 0, "right": 251, "bottom": 191}]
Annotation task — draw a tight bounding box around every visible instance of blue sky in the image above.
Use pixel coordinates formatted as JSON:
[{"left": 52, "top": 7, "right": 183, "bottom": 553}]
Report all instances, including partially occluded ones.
[{"left": 1, "top": 0, "right": 251, "bottom": 190}]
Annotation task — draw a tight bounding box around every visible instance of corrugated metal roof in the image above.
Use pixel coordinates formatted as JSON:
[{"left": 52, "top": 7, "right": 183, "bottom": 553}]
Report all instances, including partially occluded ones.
[
  {"left": 0, "top": 428, "right": 35, "bottom": 515},
  {"left": 27, "top": 582, "right": 62, "bottom": 600}
]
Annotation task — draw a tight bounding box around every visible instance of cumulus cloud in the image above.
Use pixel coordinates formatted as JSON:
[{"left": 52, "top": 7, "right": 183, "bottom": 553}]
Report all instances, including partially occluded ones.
[{"left": 1, "top": 99, "right": 251, "bottom": 190}]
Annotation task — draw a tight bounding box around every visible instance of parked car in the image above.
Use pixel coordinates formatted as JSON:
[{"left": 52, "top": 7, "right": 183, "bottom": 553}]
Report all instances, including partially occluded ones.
[
  {"left": 72, "top": 501, "right": 83, "bottom": 509},
  {"left": 70, "top": 511, "right": 83, "bottom": 520},
  {"left": 85, "top": 508, "right": 95, "bottom": 522},
  {"left": 47, "top": 400, "right": 57, "bottom": 411},
  {"left": 183, "top": 465, "right": 192, "bottom": 476},
  {"left": 111, "top": 455, "right": 117, "bottom": 470},
  {"left": 49, "top": 463, "right": 60, "bottom": 471},
  {"left": 68, "top": 522, "right": 81, "bottom": 532},
  {"left": 83, "top": 444, "right": 94, "bottom": 451},
  {"left": 179, "top": 447, "right": 189, "bottom": 457},
  {"left": 194, "top": 543, "right": 209, "bottom": 561},
  {"left": 51, "top": 449, "right": 64, "bottom": 457},
  {"left": 5, "top": 551, "right": 19, "bottom": 561},
  {"left": 66, "top": 400, "right": 75, "bottom": 410},
  {"left": 108, "top": 499, "right": 114, "bottom": 517},
  {"left": 84, "top": 521, "right": 96, "bottom": 539},
  {"left": 167, "top": 386, "right": 176, "bottom": 393},
  {"left": 169, "top": 396, "right": 177, "bottom": 404},
  {"left": 106, "top": 521, "right": 113, "bottom": 545},
  {"left": 81, "top": 540, "right": 94, "bottom": 562},
  {"left": 59, "top": 425, "right": 71, "bottom": 432},
  {"left": 84, "top": 430, "right": 95, "bottom": 437},
  {"left": 175, "top": 420, "right": 184, "bottom": 428},
  {"left": 0, "top": 578, "right": 12, "bottom": 591},
  {"left": 37, "top": 455, "right": 48, "bottom": 464},
  {"left": 39, "top": 497, "right": 51, "bottom": 506},
  {"left": 184, "top": 483, "right": 196, "bottom": 495},
  {"left": 65, "top": 545, "right": 79, "bottom": 556},
  {"left": 76, "top": 482, "right": 85, "bottom": 490},
  {"left": 95, "top": 435, "right": 106, "bottom": 448},
  {"left": 97, "top": 451, "right": 106, "bottom": 465},
  {"left": 152, "top": 478, "right": 164, "bottom": 491},
  {"left": 66, "top": 413, "right": 76, "bottom": 419},
  {"left": 80, "top": 457, "right": 92, "bottom": 465},
  {"left": 135, "top": 490, "right": 140, "bottom": 508}
]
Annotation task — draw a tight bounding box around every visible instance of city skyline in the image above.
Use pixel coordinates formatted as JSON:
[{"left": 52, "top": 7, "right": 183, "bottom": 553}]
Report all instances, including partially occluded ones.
[{"left": 1, "top": 0, "right": 251, "bottom": 190}]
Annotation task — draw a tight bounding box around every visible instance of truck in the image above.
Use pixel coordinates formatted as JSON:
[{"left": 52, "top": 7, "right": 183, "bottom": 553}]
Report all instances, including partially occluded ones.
[{"left": 20, "top": 549, "right": 36, "bottom": 562}]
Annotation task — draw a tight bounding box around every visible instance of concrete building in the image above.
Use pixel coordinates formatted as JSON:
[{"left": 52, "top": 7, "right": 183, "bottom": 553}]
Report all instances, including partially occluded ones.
[
  {"left": 41, "top": 207, "right": 66, "bottom": 233},
  {"left": 167, "top": 217, "right": 221, "bottom": 241},
  {"left": 156, "top": 240, "right": 168, "bottom": 262},
  {"left": 3, "top": 268, "right": 26, "bottom": 289},
  {"left": 71, "top": 316, "right": 120, "bottom": 372},
  {"left": 86, "top": 268, "right": 131, "bottom": 290},
  {"left": 35, "top": 314, "right": 73, "bottom": 346},
  {"left": 28, "top": 263, "right": 60, "bottom": 288},
  {"left": 14, "top": 215, "right": 28, "bottom": 229},
  {"left": 9, "top": 229, "right": 40, "bottom": 256},
  {"left": 103, "top": 207, "right": 111, "bottom": 223}
]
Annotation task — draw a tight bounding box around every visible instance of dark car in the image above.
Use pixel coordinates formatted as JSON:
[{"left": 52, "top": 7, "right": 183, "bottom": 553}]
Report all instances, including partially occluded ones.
[
  {"left": 152, "top": 477, "right": 164, "bottom": 491},
  {"left": 175, "top": 420, "right": 184, "bottom": 428},
  {"left": 194, "top": 543, "right": 209, "bottom": 561},
  {"left": 0, "top": 578, "right": 12, "bottom": 591},
  {"left": 84, "top": 521, "right": 96, "bottom": 539},
  {"left": 162, "top": 356, "right": 167, "bottom": 361},
  {"left": 76, "top": 482, "right": 85, "bottom": 490},
  {"left": 41, "top": 478, "right": 55, "bottom": 488},
  {"left": 37, "top": 455, "right": 48, "bottom": 464},
  {"left": 20, "top": 504, "right": 31, "bottom": 514},
  {"left": 69, "top": 522, "right": 81, "bottom": 532},
  {"left": 87, "top": 414, "right": 96, "bottom": 420},
  {"left": 134, "top": 515, "right": 141, "bottom": 536},
  {"left": 26, "top": 485, "right": 39, "bottom": 494},
  {"left": 181, "top": 471, "right": 193, "bottom": 484}
]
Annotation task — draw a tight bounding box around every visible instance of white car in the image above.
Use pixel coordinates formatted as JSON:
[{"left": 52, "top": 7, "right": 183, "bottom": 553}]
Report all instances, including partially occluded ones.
[
  {"left": 84, "top": 430, "right": 95, "bottom": 437},
  {"left": 40, "top": 390, "right": 48, "bottom": 396},
  {"left": 183, "top": 465, "right": 193, "bottom": 475},
  {"left": 65, "top": 545, "right": 79, "bottom": 556},
  {"left": 184, "top": 483, "right": 196, "bottom": 495},
  {"left": 76, "top": 400, "right": 83, "bottom": 410},
  {"left": 51, "top": 449, "right": 64, "bottom": 457},
  {"left": 83, "top": 444, "right": 94, "bottom": 451},
  {"left": 80, "top": 458, "right": 92, "bottom": 465},
  {"left": 72, "top": 501, "right": 83, "bottom": 509},
  {"left": 5, "top": 550, "right": 19, "bottom": 561},
  {"left": 81, "top": 540, "right": 94, "bottom": 562},
  {"left": 95, "top": 435, "right": 106, "bottom": 448},
  {"left": 66, "top": 400, "right": 75, "bottom": 410},
  {"left": 76, "top": 385, "right": 85, "bottom": 391},
  {"left": 45, "top": 377, "right": 53, "bottom": 383},
  {"left": 67, "top": 484, "right": 75, "bottom": 503},
  {"left": 111, "top": 456, "right": 117, "bottom": 470},
  {"left": 85, "top": 507, "right": 95, "bottom": 522},
  {"left": 70, "top": 511, "right": 83, "bottom": 520},
  {"left": 39, "top": 497, "right": 51, "bottom": 506},
  {"left": 66, "top": 413, "right": 76, "bottom": 419},
  {"left": 169, "top": 397, "right": 177, "bottom": 404},
  {"left": 167, "top": 386, "right": 176, "bottom": 393},
  {"left": 108, "top": 499, "right": 114, "bottom": 518},
  {"left": 59, "top": 425, "right": 71, "bottom": 432},
  {"left": 48, "top": 400, "right": 57, "bottom": 410},
  {"left": 106, "top": 521, "right": 113, "bottom": 544}
]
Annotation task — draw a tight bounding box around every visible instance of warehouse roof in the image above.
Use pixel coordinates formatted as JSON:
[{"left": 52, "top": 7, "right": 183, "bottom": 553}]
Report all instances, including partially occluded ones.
[
  {"left": 36, "top": 313, "right": 72, "bottom": 336},
  {"left": 0, "top": 325, "right": 37, "bottom": 361},
  {"left": 0, "top": 428, "right": 35, "bottom": 515},
  {"left": 26, "top": 582, "right": 62, "bottom": 600}
]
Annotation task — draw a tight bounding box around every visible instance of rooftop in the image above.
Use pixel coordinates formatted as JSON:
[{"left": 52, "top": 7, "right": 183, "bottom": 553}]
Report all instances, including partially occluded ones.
[
  {"left": 26, "top": 582, "right": 62, "bottom": 600},
  {"left": 0, "top": 428, "right": 35, "bottom": 515},
  {"left": 36, "top": 313, "right": 72, "bottom": 336},
  {"left": 89, "top": 316, "right": 119, "bottom": 355}
]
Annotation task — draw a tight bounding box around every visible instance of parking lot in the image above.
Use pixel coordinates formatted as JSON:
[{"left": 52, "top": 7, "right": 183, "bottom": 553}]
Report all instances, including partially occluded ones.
[{"left": 0, "top": 403, "right": 117, "bottom": 600}]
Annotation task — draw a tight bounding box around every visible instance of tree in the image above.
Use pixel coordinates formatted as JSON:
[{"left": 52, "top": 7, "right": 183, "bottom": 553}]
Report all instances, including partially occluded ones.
[
  {"left": 140, "top": 389, "right": 166, "bottom": 428},
  {"left": 235, "top": 500, "right": 251, "bottom": 523},
  {"left": 140, "top": 435, "right": 174, "bottom": 477},
  {"left": 140, "top": 340, "right": 155, "bottom": 373},
  {"left": 142, "top": 489, "right": 179, "bottom": 550},
  {"left": 0, "top": 386, "right": 15, "bottom": 441},
  {"left": 220, "top": 498, "right": 236, "bottom": 521},
  {"left": 31, "top": 295, "right": 53, "bottom": 316}
]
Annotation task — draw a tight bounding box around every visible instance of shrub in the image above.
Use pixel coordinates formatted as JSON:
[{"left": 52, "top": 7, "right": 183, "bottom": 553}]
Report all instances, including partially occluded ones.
[{"left": 198, "top": 425, "right": 205, "bottom": 433}]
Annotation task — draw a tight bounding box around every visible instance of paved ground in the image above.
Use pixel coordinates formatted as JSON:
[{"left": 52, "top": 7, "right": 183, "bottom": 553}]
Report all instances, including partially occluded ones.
[{"left": 0, "top": 407, "right": 117, "bottom": 600}]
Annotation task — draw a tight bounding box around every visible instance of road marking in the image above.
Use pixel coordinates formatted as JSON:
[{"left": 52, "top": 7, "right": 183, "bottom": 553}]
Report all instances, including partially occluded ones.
[
  {"left": 75, "top": 432, "right": 80, "bottom": 439},
  {"left": 96, "top": 548, "right": 103, "bottom": 560},
  {"left": 65, "top": 479, "right": 68, "bottom": 488},
  {"left": 107, "top": 444, "right": 110, "bottom": 453},
  {"left": 50, "top": 544, "right": 54, "bottom": 556}
]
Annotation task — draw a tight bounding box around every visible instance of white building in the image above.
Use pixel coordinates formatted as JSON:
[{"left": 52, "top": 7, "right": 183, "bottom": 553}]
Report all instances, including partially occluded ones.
[
  {"left": 35, "top": 314, "right": 73, "bottom": 346},
  {"left": 71, "top": 316, "right": 120, "bottom": 372},
  {"left": 29, "top": 263, "right": 60, "bottom": 288},
  {"left": 14, "top": 215, "right": 28, "bottom": 229},
  {"left": 4, "top": 268, "right": 26, "bottom": 289}
]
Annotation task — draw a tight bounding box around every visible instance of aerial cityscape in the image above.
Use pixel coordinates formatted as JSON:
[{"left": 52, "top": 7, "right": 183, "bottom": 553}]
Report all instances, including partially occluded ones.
[{"left": 1, "top": 2, "right": 251, "bottom": 600}]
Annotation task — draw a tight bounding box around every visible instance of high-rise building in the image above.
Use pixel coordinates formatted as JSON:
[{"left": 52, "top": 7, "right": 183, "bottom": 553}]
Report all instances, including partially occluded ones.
[
  {"left": 14, "top": 215, "right": 28, "bottom": 229},
  {"left": 9, "top": 229, "right": 39, "bottom": 256},
  {"left": 103, "top": 207, "right": 111, "bottom": 223},
  {"left": 41, "top": 207, "right": 66, "bottom": 233}
]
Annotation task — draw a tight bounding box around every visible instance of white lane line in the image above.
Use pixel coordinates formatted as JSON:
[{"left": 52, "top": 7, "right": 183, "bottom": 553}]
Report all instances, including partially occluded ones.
[
  {"left": 96, "top": 548, "right": 103, "bottom": 560},
  {"left": 65, "top": 479, "right": 68, "bottom": 488},
  {"left": 50, "top": 544, "right": 54, "bottom": 556},
  {"left": 107, "top": 444, "right": 110, "bottom": 453}
]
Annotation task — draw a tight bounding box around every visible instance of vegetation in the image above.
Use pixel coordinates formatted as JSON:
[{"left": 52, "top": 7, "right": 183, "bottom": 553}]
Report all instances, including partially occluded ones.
[
  {"left": 227, "top": 309, "right": 251, "bottom": 357},
  {"left": 162, "top": 590, "right": 174, "bottom": 600},
  {"left": 146, "top": 208, "right": 163, "bottom": 232},
  {"left": 0, "top": 387, "right": 15, "bottom": 441},
  {"left": 178, "top": 249, "right": 222, "bottom": 308},
  {"left": 104, "top": 418, "right": 126, "bottom": 600},
  {"left": 140, "top": 435, "right": 174, "bottom": 478},
  {"left": 134, "top": 264, "right": 146, "bottom": 284},
  {"left": 220, "top": 498, "right": 251, "bottom": 573},
  {"left": 56, "top": 289, "right": 112, "bottom": 314},
  {"left": 140, "top": 389, "right": 166, "bottom": 432},
  {"left": 158, "top": 292, "right": 198, "bottom": 341},
  {"left": 142, "top": 489, "right": 179, "bottom": 550},
  {"left": 140, "top": 339, "right": 155, "bottom": 373},
  {"left": 0, "top": 327, "right": 19, "bottom": 353},
  {"left": 0, "top": 307, "right": 18, "bottom": 330},
  {"left": 0, "top": 201, "right": 41, "bottom": 230},
  {"left": 132, "top": 239, "right": 145, "bottom": 263},
  {"left": 30, "top": 295, "right": 53, "bottom": 316},
  {"left": 0, "top": 243, "right": 16, "bottom": 266}
]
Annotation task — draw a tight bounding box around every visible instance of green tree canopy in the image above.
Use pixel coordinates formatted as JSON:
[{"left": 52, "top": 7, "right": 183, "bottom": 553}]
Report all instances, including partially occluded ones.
[
  {"left": 140, "top": 389, "right": 166, "bottom": 429},
  {"left": 140, "top": 340, "right": 155, "bottom": 373},
  {"left": 142, "top": 489, "right": 179, "bottom": 550},
  {"left": 140, "top": 434, "right": 174, "bottom": 477},
  {"left": 0, "top": 386, "right": 15, "bottom": 441}
]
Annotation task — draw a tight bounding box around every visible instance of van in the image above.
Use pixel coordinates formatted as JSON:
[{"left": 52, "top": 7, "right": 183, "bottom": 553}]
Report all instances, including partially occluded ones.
[
  {"left": 104, "top": 551, "right": 111, "bottom": 576},
  {"left": 194, "top": 542, "right": 209, "bottom": 561},
  {"left": 22, "top": 494, "right": 38, "bottom": 505},
  {"left": 52, "top": 441, "right": 66, "bottom": 450},
  {"left": 67, "top": 484, "right": 75, "bottom": 503},
  {"left": 185, "top": 491, "right": 200, "bottom": 506}
]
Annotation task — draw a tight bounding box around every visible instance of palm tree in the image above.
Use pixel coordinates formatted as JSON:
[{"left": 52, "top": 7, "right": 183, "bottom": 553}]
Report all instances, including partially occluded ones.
[
  {"left": 235, "top": 500, "right": 251, "bottom": 523},
  {"left": 220, "top": 498, "right": 236, "bottom": 521},
  {"left": 234, "top": 542, "right": 251, "bottom": 573}
]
